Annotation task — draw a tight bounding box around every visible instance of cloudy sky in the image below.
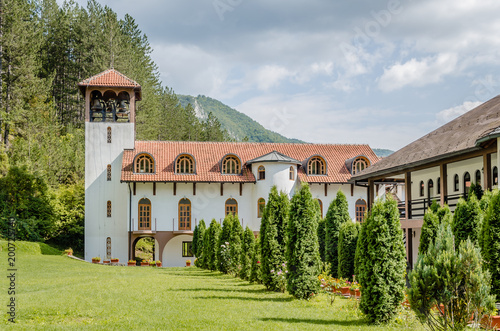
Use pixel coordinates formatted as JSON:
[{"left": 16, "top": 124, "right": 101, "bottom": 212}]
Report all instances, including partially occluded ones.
[{"left": 60, "top": 0, "right": 500, "bottom": 150}]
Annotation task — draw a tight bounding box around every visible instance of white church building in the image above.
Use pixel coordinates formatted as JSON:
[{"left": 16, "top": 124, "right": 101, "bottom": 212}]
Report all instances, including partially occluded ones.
[{"left": 80, "top": 69, "right": 379, "bottom": 267}]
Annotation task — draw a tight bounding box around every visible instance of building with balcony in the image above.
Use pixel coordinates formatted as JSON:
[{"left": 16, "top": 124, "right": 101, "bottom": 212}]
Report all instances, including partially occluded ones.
[{"left": 351, "top": 95, "right": 500, "bottom": 268}]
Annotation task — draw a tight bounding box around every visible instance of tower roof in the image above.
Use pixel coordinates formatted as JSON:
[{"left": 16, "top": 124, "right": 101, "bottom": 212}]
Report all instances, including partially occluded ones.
[{"left": 78, "top": 69, "right": 142, "bottom": 99}]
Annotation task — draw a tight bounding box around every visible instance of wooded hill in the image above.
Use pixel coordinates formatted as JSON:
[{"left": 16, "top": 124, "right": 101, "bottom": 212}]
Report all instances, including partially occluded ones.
[{"left": 178, "top": 95, "right": 303, "bottom": 143}]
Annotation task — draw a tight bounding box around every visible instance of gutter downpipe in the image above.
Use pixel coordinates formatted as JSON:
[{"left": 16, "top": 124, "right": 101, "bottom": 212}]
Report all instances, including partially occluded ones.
[{"left": 128, "top": 182, "right": 132, "bottom": 261}]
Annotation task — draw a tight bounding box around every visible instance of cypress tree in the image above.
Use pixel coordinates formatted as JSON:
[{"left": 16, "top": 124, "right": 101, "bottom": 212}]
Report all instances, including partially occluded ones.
[
  {"left": 192, "top": 224, "right": 199, "bottom": 258},
  {"left": 325, "top": 190, "right": 350, "bottom": 277},
  {"left": 286, "top": 183, "right": 321, "bottom": 299},
  {"left": 249, "top": 236, "right": 262, "bottom": 283},
  {"left": 229, "top": 215, "right": 243, "bottom": 276},
  {"left": 358, "top": 197, "right": 406, "bottom": 324},
  {"left": 419, "top": 207, "right": 439, "bottom": 255},
  {"left": 317, "top": 218, "right": 326, "bottom": 262},
  {"left": 218, "top": 215, "right": 233, "bottom": 273},
  {"left": 204, "top": 219, "right": 221, "bottom": 271},
  {"left": 261, "top": 186, "right": 289, "bottom": 291},
  {"left": 240, "top": 227, "right": 255, "bottom": 280},
  {"left": 452, "top": 195, "right": 482, "bottom": 246},
  {"left": 196, "top": 220, "right": 206, "bottom": 268},
  {"left": 337, "top": 221, "right": 359, "bottom": 281},
  {"left": 482, "top": 190, "right": 500, "bottom": 300}
]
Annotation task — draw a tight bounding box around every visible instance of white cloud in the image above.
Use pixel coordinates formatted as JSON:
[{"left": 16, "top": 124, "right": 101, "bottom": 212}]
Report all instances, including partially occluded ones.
[
  {"left": 435, "top": 101, "right": 483, "bottom": 125},
  {"left": 253, "top": 65, "right": 292, "bottom": 90},
  {"left": 378, "top": 53, "right": 458, "bottom": 92}
]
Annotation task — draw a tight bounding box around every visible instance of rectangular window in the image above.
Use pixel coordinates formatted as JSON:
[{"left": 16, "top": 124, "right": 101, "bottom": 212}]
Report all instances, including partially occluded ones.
[
  {"left": 182, "top": 241, "right": 193, "bottom": 257},
  {"left": 107, "top": 165, "right": 111, "bottom": 181}
]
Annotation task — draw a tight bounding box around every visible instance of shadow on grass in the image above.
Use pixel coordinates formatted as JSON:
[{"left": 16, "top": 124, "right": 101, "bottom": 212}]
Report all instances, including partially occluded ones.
[
  {"left": 259, "top": 317, "right": 368, "bottom": 327},
  {"left": 194, "top": 295, "right": 294, "bottom": 303},
  {"left": 175, "top": 287, "right": 268, "bottom": 294}
]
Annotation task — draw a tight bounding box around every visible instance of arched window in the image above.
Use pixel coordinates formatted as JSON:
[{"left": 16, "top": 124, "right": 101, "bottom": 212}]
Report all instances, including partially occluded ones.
[
  {"left": 138, "top": 198, "right": 151, "bottom": 230},
  {"left": 352, "top": 157, "right": 369, "bottom": 175},
  {"left": 222, "top": 155, "right": 241, "bottom": 174},
  {"left": 454, "top": 174, "right": 459, "bottom": 192},
  {"left": 464, "top": 172, "right": 471, "bottom": 195},
  {"left": 427, "top": 179, "right": 434, "bottom": 199},
  {"left": 106, "top": 237, "right": 111, "bottom": 259},
  {"left": 258, "top": 166, "right": 265, "bottom": 180},
  {"left": 475, "top": 170, "right": 481, "bottom": 184},
  {"left": 494, "top": 167, "right": 498, "bottom": 186},
  {"left": 107, "top": 201, "right": 112, "bottom": 217},
  {"left": 317, "top": 199, "right": 323, "bottom": 217},
  {"left": 355, "top": 199, "right": 367, "bottom": 222},
  {"left": 225, "top": 198, "right": 238, "bottom": 216},
  {"left": 176, "top": 154, "right": 194, "bottom": 174},
  {"left": 135, "top": 154, "right": 154, "bottom": 173},
  {"left": 107, "top": 127, "right": 111, "bottom": 143},
  {"left": 289, "top": 166, "right": 294, "bottom": 180},
  {"left": 419, "top": 181, "right": 424, "bottom": 197},
  {"left": 308, "top": 156, "right": 326, "bottom": 175},
  {"left": 258, "top": 198, "right": 265, "bottom": 218},
  {"left": 178, "top": 199, "right": 191, "bottom": 230},
  {"left": 107, "top": 164, "right": 111, "bottom": 181},
  {"left": 437, "top": 177, "right": 441, "bottom": 195}
]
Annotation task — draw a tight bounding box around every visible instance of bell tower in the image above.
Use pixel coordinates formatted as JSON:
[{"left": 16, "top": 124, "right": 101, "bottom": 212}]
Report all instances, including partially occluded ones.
[{"left": 79, "top": 69, "right": 141, "bottom": 262}]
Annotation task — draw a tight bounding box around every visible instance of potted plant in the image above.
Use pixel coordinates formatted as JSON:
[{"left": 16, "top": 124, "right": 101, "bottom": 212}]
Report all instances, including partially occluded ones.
[
  {"left": 103, "top": 260, "right": 110, "bottom": 264},
  {"left": 111, "top": 257, "right": 119, "bottom": 263},
  {"left": 156, "top": 260, "right": 162, "bottom": 267},
  {"left": 65, "top": 248, "right": 73, "bottom": 256},
  {"left": 149, "top": 261, "right": 156, "bottom": 267},
  {"left": 127, "top": 260, "right": 136, "bottom": 266},
  {"left": 186, "top": 259, "right": 191, "bottom": 267},
  {"left": 140, "top": 260, "right": 149, "bottom": 266},
  {"left": 92, "top": 257, "right": 101, "bottom": 263},
  {"left": 339, "top": 278, "right": 350, "bottom": 296},
  {"left": 349, "top": 282, "right": 360, "bottom": 297}
]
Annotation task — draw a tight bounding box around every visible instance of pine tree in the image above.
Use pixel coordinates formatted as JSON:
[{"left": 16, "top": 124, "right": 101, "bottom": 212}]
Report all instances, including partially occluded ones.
[
  {"left": 358, "top": 197, "right": 406, "bottom": 324},
  {"left": 337, "top": 221, "right": 359, "bottom": 281},
  {"left": 452, "top": 195, "right": 482, "bottom": 246},
  {"left": 409, "top": 223, "right": 496, "bottom": 329},
  {"left": 249, "top": 236, "right": 262, "bottom": 283},
  {"left": 325, "top": 190, "right": 350, "bottom": 277},
  {"left": 286, "top": 183, "right": 321, "bottom": 299},
  {"left": 482, "top": 190, "right": 500, "bottom": 300},
  {"left": 261, "top": 186, "right": 289, "bottom": 291},
  {"left": 240, "top": 227, "right": 255, "bottom": 280},
  {"left": 203, "top": 219, "right": 221, "bottom": 271},
  {"left": 218, "top": 215, "right": 232, "bottom": 273},
  {"left": 419, "top": 207, "right": 439, "bottom": 255}
]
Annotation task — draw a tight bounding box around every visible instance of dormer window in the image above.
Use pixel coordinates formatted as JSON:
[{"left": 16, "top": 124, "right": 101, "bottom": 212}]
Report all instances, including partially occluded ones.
[
  {"left": 352, "top": 157, "right": 369, "bottom": 174},
  {"left": 222, "top": 155, "right": 241, "bottom": 174},
  {"left": 308, "top": 156, "right": 326, "bottom": 175},
  {"left": 134, "top": 153, "right": 154, "bottom": 173},
  {"left": 176, "top": 154, "right": 195, "bottom": 174}
]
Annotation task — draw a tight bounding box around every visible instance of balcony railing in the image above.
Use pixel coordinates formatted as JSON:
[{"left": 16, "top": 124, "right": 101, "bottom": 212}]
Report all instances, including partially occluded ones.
[
  {"left": 399, "top": 193, "right": 467, "bottom": 219},
  {"left": 132, "top": 218, "right": 157, "bottom": 233}
]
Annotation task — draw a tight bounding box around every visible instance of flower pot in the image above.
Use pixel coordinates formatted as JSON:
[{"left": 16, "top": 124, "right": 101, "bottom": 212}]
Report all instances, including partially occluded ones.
[
  {"left": 340, "top": 286, "right": 350, "bottom": 296},
  {"left": 156, "top": 262, "right": 162, "bottom": 267},
  {"left": 355, "top": 289, "right": 361, "bottom": 298},
  {"left": 186, "top": 261, "right": 191, "bottom": 267},
  {"left": 491, "top": 315, "right": 500, "bottom": 329},
  {"left": 140, "top": 261, "right": 149, "bottom": 266},
  {"left": 103, "top": 260, "right": 110, "bottom": 264},
  {"left": 127, "top": 262, "right": 136, "bottom": 266},
  {"left": 349, "top": 289, "right": 355, "bottom": 296},
  {"left": 111, "top": 259, "right": 119, "bottom": 263},
  {"left": 92, "top": 259, "right": 100, "bottom": 264}
]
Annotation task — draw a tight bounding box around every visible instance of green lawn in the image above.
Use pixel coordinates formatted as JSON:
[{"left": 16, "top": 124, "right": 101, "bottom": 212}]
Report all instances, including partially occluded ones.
[{"left": 0, "top": 241, "right": 423, "bottom": 330}]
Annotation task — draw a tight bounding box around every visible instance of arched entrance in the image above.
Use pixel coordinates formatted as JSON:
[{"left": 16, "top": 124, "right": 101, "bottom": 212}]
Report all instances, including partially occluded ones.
[{"left": 131, "top": 236, "right": 158, "bottom": 262}]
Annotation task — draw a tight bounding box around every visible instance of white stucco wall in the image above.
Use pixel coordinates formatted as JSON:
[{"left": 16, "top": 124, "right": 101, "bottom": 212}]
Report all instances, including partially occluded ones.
[
  {"left": 162, "top": 234, "right": 196, "bottom": 267},
  {"left": 85, "top": 122, "right": 134, "bottom": 263}
]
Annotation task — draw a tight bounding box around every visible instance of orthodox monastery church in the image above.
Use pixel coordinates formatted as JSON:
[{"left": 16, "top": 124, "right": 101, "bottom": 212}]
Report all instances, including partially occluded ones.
[{"left": 80, "top": 69, "right": 378, "bottom": 267}]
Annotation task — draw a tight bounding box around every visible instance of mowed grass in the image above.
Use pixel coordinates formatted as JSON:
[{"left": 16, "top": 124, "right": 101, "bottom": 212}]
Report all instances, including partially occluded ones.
[{"left": 0, "top": 241, "right": 424, "bottom": 330}]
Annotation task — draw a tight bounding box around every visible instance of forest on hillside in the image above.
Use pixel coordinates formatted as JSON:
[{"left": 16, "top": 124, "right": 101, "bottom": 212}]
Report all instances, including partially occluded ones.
[{"left": 0, "top": 0, "right": 229, "bottom": 254}]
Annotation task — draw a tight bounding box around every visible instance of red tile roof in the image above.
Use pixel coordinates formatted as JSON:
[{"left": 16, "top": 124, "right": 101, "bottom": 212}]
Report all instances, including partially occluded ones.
[
  {"left": 121, "top": 141, "right": 379, "bottom": 183},
  {"left": 78, "top": 69, "right": 141, "bottom": 88}
]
